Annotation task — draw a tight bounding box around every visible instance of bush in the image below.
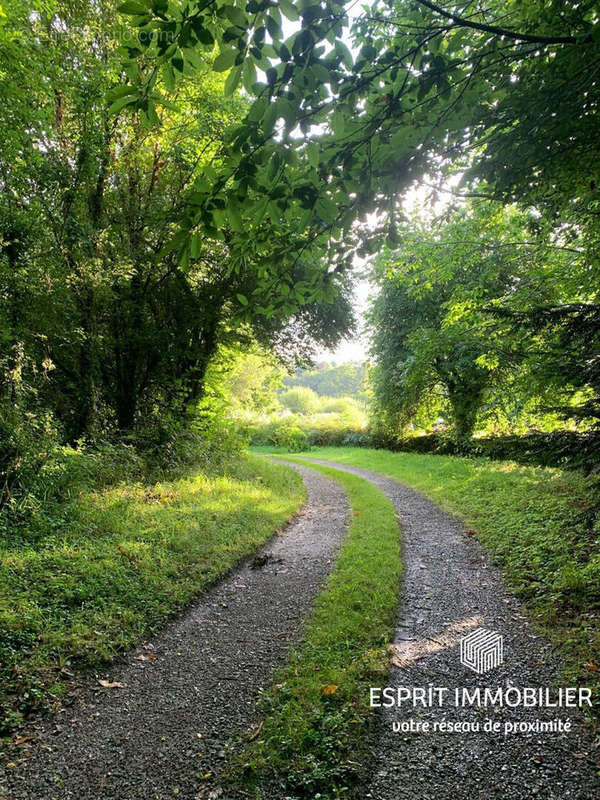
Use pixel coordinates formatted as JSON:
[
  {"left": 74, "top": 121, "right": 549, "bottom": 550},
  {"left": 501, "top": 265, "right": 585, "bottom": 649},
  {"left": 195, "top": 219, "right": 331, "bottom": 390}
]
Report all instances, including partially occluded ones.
[
  {"left": 251, "top": 419, "right": 310, "bottom": 452},
  {"left": 130, "top": 412, "right": 245, "bottom": 474},
  {"left": 368, "top": 430, "right": 600, "bottom": 473},
  {"left": 320, "top": 396, "right": 361, "bottom": 415},
  {"left": 250, "top": 408, "right": 371, "bottom": 450},
  {"left": 342, "top": 431, "right": 372, "bottom": 447},
  {"left": 280, "top": 386, "right": 320, "bottom": 415},
  {"left": 0, "top": 397, "right": 63, "bottom": 522},
  {"left": 283, "top": 426, "right": 310, "bottom": 452}
]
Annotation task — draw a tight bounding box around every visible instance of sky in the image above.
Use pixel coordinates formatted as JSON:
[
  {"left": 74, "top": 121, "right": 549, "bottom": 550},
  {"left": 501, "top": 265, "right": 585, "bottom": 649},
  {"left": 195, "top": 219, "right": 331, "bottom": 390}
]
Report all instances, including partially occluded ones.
[
  {"left": 294, "top": 5, "right": 462, "bottom": 367},
  {"left": 315, "top": 267, "right": 371, "bottom": 364},
  {"left": 313, "top": 177, "right": 463, "bottom": 364}
]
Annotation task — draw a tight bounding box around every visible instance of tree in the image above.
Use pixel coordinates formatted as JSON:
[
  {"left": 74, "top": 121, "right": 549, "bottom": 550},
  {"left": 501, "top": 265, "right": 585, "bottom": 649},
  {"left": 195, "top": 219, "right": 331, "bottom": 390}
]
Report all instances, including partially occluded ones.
[
  {"left": 0, "top": 0, "right": 354, "bottom": 443},
  {"left": 116, "top": 0, "right": 598, "bottom": 256},
  {"left": 280, "top": 386, "right": 320, "bottom": 415},
  {"left": 369, "top": 270, "right": 492, "bottom": 440},
  {"left": 283, "top": 363, "right": 366, "bottom": 397},
  {"left": 114, "top": 1, "right": 599, "bottom": 441},
  {"left": 368, "top": 195, "right": 600, "bottom": 438},
  {"left": 369, "top": 205, "right": 521, "bottom": 439}
]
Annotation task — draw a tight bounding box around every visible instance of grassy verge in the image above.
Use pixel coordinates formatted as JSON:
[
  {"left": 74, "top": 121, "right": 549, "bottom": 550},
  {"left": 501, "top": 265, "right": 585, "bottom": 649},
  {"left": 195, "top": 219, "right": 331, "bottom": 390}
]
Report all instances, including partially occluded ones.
[
  {"left": 0, "top": 454, "right": 304, "bottom": 736},
  {"left": 288, "top": 447, "right": 600, "bottom": 701},
  {"left": 228, "top": 457, "right": 402, "bottom": 799}
]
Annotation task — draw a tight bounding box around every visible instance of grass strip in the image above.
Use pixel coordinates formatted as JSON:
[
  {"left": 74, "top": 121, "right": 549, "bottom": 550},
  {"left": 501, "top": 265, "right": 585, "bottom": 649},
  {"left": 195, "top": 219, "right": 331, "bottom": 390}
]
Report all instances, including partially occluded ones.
[
  {"left": 290, "top": 447, "right": 600, "bottom": 703},
  {"left": 0, "top": 454, "right": 304, "bottom": 736},
  {"left": 228, "top": 457, "right": 402, "bottom": 799}
]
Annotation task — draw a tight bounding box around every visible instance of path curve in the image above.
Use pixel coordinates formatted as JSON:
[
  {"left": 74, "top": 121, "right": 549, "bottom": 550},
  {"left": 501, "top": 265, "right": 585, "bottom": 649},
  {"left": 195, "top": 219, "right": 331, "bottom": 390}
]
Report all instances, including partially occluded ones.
[
  {"left": 0, "top": 464, "right": 349, "bottom": 800},
  {"left": 301, "top": 458, "right": 599, "bottom": 800}
]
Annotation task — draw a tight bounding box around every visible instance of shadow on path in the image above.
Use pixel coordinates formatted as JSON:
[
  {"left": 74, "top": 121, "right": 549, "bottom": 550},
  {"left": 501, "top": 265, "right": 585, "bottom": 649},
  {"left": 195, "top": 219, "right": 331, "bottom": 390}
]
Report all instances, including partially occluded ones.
[
  {"left": 301, "top": 457, "right": 599, "bottom": 800},
  {"left": 1, "top": 465, "right": 348, "bottom": 800}
]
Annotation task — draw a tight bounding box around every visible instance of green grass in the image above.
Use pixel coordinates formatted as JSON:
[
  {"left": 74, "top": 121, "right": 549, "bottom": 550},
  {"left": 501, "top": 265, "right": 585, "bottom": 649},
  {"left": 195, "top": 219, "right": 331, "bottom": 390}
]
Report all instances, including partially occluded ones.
[
  {"left": 229, "top": 457, "right": 402, "bottom": 799},
  {"left": 289, "top": 447, "right": 600, "bottom": 700},
  {"left": 0, "top": 453, "right": 305, "bottom": 736}
]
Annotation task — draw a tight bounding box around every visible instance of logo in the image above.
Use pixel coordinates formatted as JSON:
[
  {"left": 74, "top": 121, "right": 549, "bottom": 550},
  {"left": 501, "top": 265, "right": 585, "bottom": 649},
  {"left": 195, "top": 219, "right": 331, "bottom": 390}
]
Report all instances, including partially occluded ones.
[{"left": 460, "top": 628, "right": 503, "bottom": 674}]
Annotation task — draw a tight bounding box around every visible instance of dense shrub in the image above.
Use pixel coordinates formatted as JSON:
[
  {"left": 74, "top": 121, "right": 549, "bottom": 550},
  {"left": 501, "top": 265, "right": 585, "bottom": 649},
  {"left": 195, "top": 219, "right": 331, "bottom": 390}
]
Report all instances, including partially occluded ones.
[
  {"left": 283, "top": 426, "right": 310, "bottom": 452},
  {"left": 342, "top": 432, "right": 372, "bottom": 447},
  {"left": 280, "top": 387, "right": 320, "bottom": 415},
  {"left": 320, "top": 396, "right": 360, "bottom": 415},
  {"left": 250, "top": 411, "right": 368, "bottom": 450},
  {"left": 369, "top": 430, "right": 600, "bottom": 473},
  {"left": 250, "top": 419, "right": 310, "bottom": 451},
  {"left": 0, "top": 400, "right": 63, "bottom": 521},
  {"left": 0, "top": 411, "right": 245, "bottom": 540},
  {"left": 248, "top": 392, "right": 369, "bottom": 451}
]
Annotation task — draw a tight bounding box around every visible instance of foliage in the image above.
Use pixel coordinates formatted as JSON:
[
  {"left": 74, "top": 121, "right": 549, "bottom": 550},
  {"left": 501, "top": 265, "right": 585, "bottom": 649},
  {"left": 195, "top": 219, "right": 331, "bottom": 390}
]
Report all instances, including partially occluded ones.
[
  {"left": 369, "top": 431, "right": 600, "bottom": 474},
  {"left": 116, "top": 0, "right": 600, "bottom": 451},
  {"left": 0, "top": 0, "right": 354, "bottom": 459},
  {"left": 368, "top": 202, "right": 598, "bottom": 440},
  {"left": 0, "top": 453, "right": 304, "bottom": 735},
  {"left": 200, "top": 345, "right": 285, "bottom": 423},
  {"left": 229, "top": 459, "right": 401, "bottom": 798},
  {"left": 248, "top": 394, "right": 367, "bottom": 450},
  {"left": 283, "top": 363, "right": 367, "bottom": 398},
  {"left": 117, "top": 0, "right": 599, "bottom": 271},
  {"left": 280, "top": 386, "right": 320, "bottom": 415},
  {"left": 296, "top": 447, "right": 600, "bottom": 705},
  {"left": 0, "top": 361, "right": 63, "bottom": 518}
]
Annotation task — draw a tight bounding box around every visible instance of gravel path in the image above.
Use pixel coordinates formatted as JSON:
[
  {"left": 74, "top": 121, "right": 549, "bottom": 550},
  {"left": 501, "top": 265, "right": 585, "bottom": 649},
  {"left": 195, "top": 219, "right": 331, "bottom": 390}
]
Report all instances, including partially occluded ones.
[
  {"left": 0, "top": 465, "right": 349, "bottom": 800},
  {"left": 302, "top": 458, "right": 599, "bottom": 800}
]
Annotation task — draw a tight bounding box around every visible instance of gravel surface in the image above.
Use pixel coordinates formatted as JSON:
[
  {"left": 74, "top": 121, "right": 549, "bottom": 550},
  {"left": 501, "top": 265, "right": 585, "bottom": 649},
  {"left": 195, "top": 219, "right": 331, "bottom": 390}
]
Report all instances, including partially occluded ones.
[
  {"left": 0, "top": 464, "right": 349, "bottom": 800},
  {"left": 303, "top": 459, "right": 600, "bottom": 800}
]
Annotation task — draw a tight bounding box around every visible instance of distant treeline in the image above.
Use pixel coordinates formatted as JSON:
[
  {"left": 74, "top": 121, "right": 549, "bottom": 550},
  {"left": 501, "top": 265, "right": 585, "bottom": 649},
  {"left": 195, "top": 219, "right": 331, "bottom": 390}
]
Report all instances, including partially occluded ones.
[{"left": 282, "top": 363, "right": 366, "bottom": 398}]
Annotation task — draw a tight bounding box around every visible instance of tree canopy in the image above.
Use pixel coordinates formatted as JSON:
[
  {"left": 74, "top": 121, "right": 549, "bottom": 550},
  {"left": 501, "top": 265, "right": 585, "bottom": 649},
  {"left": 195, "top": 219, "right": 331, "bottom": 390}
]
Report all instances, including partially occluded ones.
[
  {"left": 0, "top": 0, "right": 354, "bottom": 451},
  {"left": 112, "top": 0, "right": 599, "bottom": 440},
  {"left": 2, "top": 0, "right": 599, "bottom": 481}
]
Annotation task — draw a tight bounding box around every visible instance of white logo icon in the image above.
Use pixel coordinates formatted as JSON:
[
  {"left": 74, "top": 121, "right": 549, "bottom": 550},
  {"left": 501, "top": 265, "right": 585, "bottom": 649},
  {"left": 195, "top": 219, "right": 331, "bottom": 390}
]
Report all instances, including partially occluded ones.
[{"left": 460, "top": 628, "right": 504, "bottom": 674}]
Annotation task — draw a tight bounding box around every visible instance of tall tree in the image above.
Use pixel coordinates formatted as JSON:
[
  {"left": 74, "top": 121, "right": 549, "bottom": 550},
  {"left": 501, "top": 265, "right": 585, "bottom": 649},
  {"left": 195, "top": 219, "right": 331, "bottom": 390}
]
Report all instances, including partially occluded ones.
[{"left": 0, "top": 0, "right": 354, "bottom": 441}]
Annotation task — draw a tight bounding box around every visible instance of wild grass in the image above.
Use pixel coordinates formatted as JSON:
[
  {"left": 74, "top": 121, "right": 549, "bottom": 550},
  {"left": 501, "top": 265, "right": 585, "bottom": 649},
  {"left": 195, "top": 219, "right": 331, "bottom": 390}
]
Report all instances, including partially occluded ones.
[
  {"left": 229, "top": 458, "right": 402, "bottom": 799},
  {"left": 0, "top": 454, "right": 304, "bottom": 736},
  {"left": 291, "top": 447, "right": 600, "bottom": 704}
]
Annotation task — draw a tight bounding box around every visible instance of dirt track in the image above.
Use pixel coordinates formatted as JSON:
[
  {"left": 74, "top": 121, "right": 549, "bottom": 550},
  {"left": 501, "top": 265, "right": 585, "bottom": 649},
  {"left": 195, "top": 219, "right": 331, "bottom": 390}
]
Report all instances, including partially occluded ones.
[
  {"left": 0, "top": 465, "right": 348, "bottom": 800},
  {"left": 302, "top": 458, "right": 599, "bottom": 800}
]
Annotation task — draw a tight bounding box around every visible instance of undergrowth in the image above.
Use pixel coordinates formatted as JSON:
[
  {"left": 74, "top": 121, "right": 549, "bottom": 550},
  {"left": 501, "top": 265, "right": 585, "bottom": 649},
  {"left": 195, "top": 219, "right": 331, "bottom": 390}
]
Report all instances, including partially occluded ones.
[
  {"left": 0, "top": 452, "right": 304, "bottom": 737},
  {"left": 226, "top": 458, "right": 402, "bottom": 799}
]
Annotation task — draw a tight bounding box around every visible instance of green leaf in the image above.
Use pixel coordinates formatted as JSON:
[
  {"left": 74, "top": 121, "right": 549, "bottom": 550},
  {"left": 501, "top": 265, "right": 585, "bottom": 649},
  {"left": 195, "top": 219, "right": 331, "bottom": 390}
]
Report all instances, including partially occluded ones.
[
  {"left": 162, "top": 63, "right": 176, "bottom": 91},
  {"left": 190, "top": 233, "right": 201, "bottom": 259},
  {"left": 306, "top": 141, "right": 319, "bottom": 169},
  {"left": 261, "top": 44, "right": 278, "bottom": 59},
  {"left": 213, "top": 49, "right": 237, "bottom": 72},
  {"left": 212, "top": 208, "right": 227, "bottom": 228},
  {"left": 236, "top": 293, "right": 249, "bottom": 306},
  {"left": 179, "top": 245, "right": 189, "bottom": 269},
  {"left": 242, "top": 60, "right": 257, "bottom": 92},
  {"left": 262, "top": 103, "right": 278, "bottom": 136},
  {"left": 117, "top": 0, "right": 149, "bottom": 14},
  {"left": 315, "top": 196, "right": 338, "bottom": 224},
  {"left": 279, "top": 0, "right": 299, "bottom": 22},
  {"left": 183, "top": 47, "right": 204, "bottom": 69},
  {"left": 107, "top": 84, "right": 137, "bottom": 102},
  {"left": 224, "top": 5, "right": 247, "bottom": 28},
  {"left": 225, "top": 65, "right": 242, "bottom": 96},
  {"left": 196, "top": 27, "right": 215, "bottom": 46},
  {"left": 140, "top": 101, "right": 160, "bottom": 128},
  {"left": 108, "top": 94, "right": 138, "bottom": 115},
  {"left": 152, "top": 93, "right": 179, "bottom": 112},
  {"left": 334, "top": 40, "right": 353, "bottom": 69},
  {"left": 247, "top": 96, "right": 268, "bottom": 123},
  {"left": 228, "top": 205, "right": 243, "bottom": 232}
]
